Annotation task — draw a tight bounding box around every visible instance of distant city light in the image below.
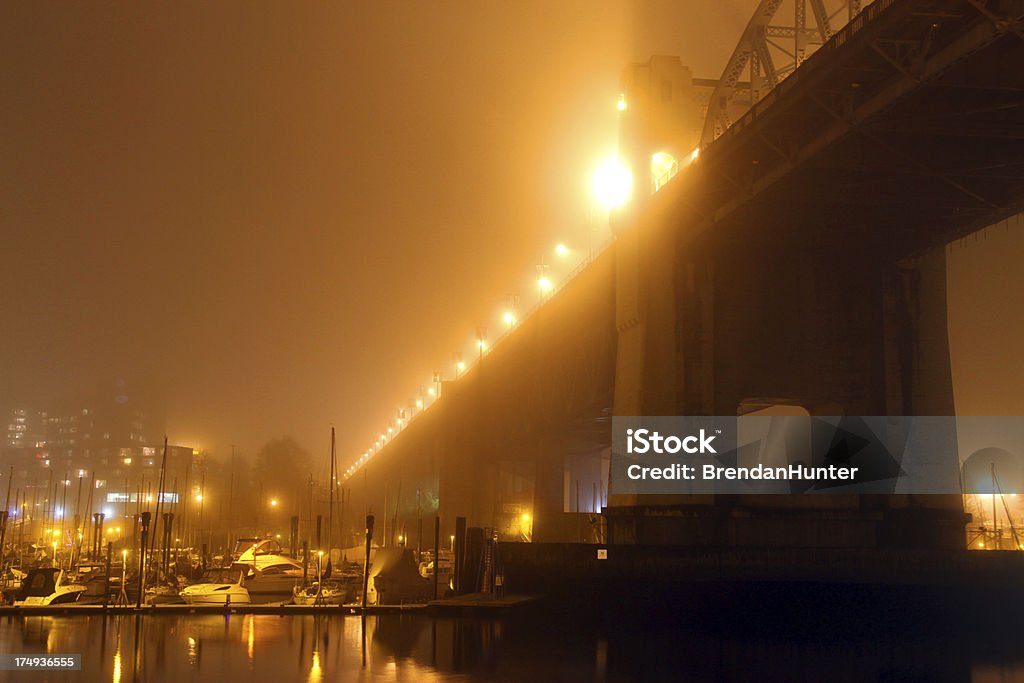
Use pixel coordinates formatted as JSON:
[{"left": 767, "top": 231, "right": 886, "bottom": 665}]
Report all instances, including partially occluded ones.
[
  {"left": 537, "top": 276, "right": 553, "bottom": 292},
  {"left": 503, "top": 310, "right": 516, "bottom": 326},
  {"left": 616, "top": 93, "right": 627, "bottom": 111},
  {"left": 555, "top": 243, "right": 569, "bottom": 257}
]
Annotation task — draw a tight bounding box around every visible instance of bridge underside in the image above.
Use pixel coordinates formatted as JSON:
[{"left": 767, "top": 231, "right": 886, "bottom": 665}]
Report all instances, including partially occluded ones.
[
  {"left": 347, "top": 250, "right": 617, "bottom": 546},
  {"left": 352, "top": 0, "right": 1024, "bottom": 549},
  {"left": 608, "top": 0, "right": 1024, "bottom": 548},
  {"left": 688, "top": 0, "right": 1024, "bottom": 257}
]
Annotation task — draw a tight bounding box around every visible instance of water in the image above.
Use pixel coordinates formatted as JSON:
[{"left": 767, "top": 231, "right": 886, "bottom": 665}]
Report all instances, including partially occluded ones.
[{"left": 2, "top": 608, "right": 1024, "bottom": 682}]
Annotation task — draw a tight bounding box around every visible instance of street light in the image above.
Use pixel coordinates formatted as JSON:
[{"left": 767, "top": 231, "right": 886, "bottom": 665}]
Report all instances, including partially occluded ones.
[
  {"left": 476, "top": 326, "right": 487, "bottom": 359},
  {"left": 504, "top": 294, "right": 519, "bottom": 329},
  {"left": 537, "top": 264, "right": 552, "bottom": 293},
  {"left": 591, "top": 156, "right": 632, "bottom": 210}
]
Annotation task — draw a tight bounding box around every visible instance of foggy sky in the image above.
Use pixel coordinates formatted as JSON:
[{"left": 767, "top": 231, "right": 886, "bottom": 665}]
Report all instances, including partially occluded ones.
[{"left": 2, "top": 1, "right": 1020, "bottom": 465}]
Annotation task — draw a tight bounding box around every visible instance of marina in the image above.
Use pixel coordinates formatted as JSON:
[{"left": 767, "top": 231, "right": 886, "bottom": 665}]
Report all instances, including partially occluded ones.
[{"left": 4, "top": 0, "right": 1024, "bottom": 679}]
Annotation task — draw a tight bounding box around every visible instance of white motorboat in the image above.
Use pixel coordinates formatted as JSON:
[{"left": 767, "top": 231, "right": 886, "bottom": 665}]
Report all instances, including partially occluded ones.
[
  {"left": 180, "top": 572, "right": 251, "bottom": 605},
  {"left": 236, "top": 538, "right": 303, "bottom": 572},
  {"left": 12, "top": 568, "right": 88, "bottom": 606}
]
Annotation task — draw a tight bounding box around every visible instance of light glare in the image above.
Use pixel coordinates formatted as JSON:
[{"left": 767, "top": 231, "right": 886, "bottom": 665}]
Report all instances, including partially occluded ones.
[{"left": 591, "top": 157, "right": 632, "bottom": 210}]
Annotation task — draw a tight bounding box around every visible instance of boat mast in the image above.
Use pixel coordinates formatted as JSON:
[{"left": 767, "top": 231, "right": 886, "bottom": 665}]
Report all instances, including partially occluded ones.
[{"left": 328, "top": 426, "right": 335, "bottom": 556}]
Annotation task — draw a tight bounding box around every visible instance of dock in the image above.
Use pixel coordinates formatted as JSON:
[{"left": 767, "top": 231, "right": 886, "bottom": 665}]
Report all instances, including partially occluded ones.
[{"left": 0, "top": 593, "right": 540, "bottom": 617}]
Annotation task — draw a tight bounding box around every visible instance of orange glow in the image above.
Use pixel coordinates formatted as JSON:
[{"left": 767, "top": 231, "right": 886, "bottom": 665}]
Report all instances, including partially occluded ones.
[{"left": 591, "top": 157, "right": 632, "bottom": 209}]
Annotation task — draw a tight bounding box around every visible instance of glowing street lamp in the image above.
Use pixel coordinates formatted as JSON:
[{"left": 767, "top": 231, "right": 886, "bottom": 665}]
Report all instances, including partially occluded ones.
[
  {"left": 476, "top": 326, "right": 487, "bottom": 360},
  {"left": 591, "top": 157, "right": 632, "bottom": 210},
  {"left": 537, "top": 264, "right": 552, "bottom": 293},
  {"left": 269, "top": 499, "right": 279, "bottom": 508},
  {"left": 453, "top": 352, "right": 465, "bottom": 378},
  {"left": 555, "top": 243, "right": 569, "bottom": 257},
  {"left": 504, "top": 293, "right": 519, "bottom": 329}
]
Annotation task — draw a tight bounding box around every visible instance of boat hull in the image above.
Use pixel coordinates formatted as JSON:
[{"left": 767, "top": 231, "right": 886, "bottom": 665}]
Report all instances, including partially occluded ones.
[
  {"left": 180, "top": 585, "right": 251, "bottom": 605},
  {"left": 15, "top": 587, "right": 87, "bottom": 606}
]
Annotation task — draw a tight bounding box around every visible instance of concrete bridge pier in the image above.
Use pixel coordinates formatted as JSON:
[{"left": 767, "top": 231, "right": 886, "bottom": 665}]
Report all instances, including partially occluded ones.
[{"left": 608, "top": 203, "right": 968, "bottom": 548}]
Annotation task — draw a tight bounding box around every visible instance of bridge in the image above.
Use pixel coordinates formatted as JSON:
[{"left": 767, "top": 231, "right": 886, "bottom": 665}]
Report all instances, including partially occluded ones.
[{"left": 343, "top": 0, "right": 1024, "bottom": 552}]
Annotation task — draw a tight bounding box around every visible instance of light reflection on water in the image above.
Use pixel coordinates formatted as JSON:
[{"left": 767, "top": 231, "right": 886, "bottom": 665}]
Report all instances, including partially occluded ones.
[{"left": 1, "top": 610, "right": 1024, "bottom": 682}]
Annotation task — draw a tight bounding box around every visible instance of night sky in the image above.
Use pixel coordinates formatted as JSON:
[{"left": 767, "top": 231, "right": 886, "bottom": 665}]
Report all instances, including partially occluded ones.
[{"left": 2, "top": 1, "right": 1020, "bottom": 463}]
